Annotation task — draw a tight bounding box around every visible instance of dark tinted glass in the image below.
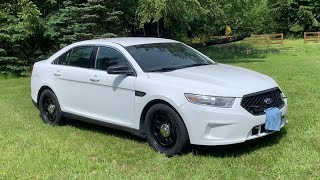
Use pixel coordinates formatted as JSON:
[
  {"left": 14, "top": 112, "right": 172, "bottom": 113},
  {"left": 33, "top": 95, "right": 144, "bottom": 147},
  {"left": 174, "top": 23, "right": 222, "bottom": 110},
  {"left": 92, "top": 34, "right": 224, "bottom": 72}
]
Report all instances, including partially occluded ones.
[
  {"left": 69, "top": 46, "right": 94, "bottom": 68},
  {"left": 125, "top": 43, "right": 213, "bottom": 72},
  {"left": 53, "top": 50, "right": 71, "bottom": 65},
  {"left": 96, "top": 47, "right": 129, "bottom": 71}
]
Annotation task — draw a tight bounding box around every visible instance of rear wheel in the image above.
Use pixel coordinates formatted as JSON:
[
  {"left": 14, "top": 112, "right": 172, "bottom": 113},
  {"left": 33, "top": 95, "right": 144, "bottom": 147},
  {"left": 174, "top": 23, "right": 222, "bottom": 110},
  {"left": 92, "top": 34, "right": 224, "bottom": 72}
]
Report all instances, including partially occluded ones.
[
  {"left": 145, "top": 104, "right": 189, "bottom": 156},
  {"left": 39, "top": 89, "right": 64, "bottom": 125}
]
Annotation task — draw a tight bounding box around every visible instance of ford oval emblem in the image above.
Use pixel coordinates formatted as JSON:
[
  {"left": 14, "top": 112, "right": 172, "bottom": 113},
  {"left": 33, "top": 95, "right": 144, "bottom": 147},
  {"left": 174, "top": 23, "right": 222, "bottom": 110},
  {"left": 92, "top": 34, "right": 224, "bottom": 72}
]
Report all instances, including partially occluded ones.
[{"left": 264, "top": 98, "right": 273, "bottom": 105}]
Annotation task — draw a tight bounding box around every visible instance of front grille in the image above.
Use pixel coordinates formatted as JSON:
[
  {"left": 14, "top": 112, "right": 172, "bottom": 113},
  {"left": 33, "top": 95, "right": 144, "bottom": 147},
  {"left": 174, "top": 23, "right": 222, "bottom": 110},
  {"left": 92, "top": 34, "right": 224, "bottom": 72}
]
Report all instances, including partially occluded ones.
[{"left": 241, "top": 88, "right": 284, "bottom": 116}]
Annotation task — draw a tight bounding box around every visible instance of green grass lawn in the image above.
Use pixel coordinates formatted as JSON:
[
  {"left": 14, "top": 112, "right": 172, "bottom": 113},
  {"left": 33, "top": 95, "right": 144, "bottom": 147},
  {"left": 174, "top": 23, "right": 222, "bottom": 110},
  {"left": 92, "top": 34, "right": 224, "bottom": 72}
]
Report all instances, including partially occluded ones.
[{"left": 1, "top": 39, "right": 320, "bottom": 179}]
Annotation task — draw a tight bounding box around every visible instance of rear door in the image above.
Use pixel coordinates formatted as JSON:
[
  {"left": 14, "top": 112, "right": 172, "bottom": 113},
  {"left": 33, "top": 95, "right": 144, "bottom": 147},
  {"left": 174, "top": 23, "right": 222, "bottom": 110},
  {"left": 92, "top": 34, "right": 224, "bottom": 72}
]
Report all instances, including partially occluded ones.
[{"left": 52, "top": 46, "right": 97, "bottom": 115}]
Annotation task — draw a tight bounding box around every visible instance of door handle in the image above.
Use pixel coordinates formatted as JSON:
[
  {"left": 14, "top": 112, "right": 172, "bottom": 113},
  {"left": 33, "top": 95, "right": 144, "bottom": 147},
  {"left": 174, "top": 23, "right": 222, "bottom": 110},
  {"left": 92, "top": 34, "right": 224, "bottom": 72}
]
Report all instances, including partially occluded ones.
[
  {"left": 54, "top": 70, "right": 61, "bottom": 76},
  {"left": 90, "top": 75, "right": 100, "bottom": 82}
]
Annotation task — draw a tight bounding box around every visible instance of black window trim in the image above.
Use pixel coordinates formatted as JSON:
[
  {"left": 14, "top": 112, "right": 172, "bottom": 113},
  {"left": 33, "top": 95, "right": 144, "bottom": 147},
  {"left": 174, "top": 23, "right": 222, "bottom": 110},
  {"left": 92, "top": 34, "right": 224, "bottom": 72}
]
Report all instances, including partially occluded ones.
[
  {"left": 51, "top": 45, "right": 97, "bottom": 70},
  {"left": 51, "top": 45, "right": 136, "bottom": 76},
  {"left": 94, "top": 45, "right": 137, "bottom": 77}
]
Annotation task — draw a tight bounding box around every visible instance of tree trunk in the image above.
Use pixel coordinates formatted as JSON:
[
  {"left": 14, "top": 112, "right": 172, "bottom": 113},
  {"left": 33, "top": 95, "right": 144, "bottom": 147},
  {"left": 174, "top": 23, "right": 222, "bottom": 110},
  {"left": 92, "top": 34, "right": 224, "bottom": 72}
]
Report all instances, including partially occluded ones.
[{"left": 190, "top": 32, "right": 251, "bottom": 48}]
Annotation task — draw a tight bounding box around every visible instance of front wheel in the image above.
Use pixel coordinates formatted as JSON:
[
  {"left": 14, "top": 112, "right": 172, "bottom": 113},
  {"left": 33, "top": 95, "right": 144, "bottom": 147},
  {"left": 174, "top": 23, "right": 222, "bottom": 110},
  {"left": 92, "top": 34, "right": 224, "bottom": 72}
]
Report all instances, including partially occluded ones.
[
  {"left": 39, "top": 89, "right": 64, "bottom": 125},
  {"left": 145, "top": 104, "right": 189, "bottom": 156}
]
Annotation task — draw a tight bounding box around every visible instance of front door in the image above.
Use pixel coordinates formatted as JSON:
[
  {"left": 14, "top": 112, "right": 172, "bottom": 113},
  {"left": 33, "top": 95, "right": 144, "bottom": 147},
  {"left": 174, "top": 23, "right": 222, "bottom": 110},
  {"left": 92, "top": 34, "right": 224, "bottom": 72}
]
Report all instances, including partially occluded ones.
[{"left": 83, "top": 46, "right": 136, "bottom": 128}]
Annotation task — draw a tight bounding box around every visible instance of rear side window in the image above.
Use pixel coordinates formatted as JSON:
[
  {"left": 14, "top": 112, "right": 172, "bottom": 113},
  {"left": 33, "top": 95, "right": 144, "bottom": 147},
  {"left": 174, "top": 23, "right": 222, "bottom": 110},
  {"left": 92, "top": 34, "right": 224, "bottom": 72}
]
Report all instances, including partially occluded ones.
[
  {"left": 53, "top": 50, "right": 71, "bottom": 65},
  {"left": 96, "top": 47, "right": 129, "bottom": 71},
  {"left": 68, "top": 46, "right": 95, "bottom": 68}
]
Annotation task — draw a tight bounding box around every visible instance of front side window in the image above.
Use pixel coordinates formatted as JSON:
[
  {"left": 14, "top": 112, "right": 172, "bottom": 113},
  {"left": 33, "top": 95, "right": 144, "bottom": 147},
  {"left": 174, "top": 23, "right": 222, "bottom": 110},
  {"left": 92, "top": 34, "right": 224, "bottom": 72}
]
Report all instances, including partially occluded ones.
[
  {"left": 68, "top": 46, "right": 94, "bottom": 68},
  {"left": 96, "top": 47, "right": 130, "bottom": 71},
  {"left": 125, "top": 43, "right": 214, "bottom": 72}
]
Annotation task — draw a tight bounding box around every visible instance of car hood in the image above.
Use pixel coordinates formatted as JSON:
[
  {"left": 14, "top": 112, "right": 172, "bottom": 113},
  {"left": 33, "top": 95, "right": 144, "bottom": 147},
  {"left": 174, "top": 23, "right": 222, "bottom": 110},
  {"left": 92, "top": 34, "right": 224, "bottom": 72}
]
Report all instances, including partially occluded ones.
[{"left": 146, "top": 64, "right": 279, "bottom": 97}]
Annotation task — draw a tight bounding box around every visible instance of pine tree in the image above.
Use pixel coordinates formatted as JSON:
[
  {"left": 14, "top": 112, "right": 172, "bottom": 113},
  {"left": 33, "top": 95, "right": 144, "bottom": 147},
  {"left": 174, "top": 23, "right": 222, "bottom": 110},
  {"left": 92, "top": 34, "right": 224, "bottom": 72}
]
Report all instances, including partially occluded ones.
[
  {"left": 0, "top": 0, "right": 42, "bottom": 76},
  {"left": 45, "top": 0, "right": 123, "bottom": 48}
]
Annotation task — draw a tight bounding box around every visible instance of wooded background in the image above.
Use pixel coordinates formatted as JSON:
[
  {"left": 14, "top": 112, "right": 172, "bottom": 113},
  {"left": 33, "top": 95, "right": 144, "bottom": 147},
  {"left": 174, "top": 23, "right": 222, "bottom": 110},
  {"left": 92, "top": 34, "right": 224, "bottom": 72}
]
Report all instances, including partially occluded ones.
[{"left": 0, "top": 0, "right": 319, "bottom": 76}]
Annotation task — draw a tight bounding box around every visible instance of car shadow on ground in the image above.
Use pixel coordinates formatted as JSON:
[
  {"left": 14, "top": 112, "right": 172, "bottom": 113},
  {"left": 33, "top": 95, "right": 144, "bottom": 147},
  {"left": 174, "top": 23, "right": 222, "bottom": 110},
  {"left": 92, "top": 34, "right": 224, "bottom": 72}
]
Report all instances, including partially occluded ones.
[
  {"left": 66, "top": 118, "right": 287, "bottom": 158},
  {"left": 65, "top": 119, "right": 146, "bottom": 143}
]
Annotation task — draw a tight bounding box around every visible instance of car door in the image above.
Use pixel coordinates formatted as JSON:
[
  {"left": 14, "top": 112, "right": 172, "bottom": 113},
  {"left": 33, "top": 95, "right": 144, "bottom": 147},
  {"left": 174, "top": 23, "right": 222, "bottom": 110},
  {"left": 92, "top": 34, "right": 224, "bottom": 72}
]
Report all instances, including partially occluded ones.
[
  {"left": 82, "top": 46, "right": 136, "bottom": 128},
  {"left": 52, "top": 46, "right": 98, "bottom": 115}
]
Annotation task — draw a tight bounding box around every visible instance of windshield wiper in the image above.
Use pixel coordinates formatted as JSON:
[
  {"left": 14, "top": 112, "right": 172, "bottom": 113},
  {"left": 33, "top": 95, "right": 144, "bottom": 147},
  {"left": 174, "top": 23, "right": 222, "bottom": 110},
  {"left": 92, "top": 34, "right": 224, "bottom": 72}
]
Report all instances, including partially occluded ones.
[
  {"left": 180, "top": 63, "right": 211, "bottom": 69},
  {"left": 147, "top": 63, "right": 211, "bottom": 73},
  {"left": 148, "top": 67, "right": 178, "bottom": 72}
]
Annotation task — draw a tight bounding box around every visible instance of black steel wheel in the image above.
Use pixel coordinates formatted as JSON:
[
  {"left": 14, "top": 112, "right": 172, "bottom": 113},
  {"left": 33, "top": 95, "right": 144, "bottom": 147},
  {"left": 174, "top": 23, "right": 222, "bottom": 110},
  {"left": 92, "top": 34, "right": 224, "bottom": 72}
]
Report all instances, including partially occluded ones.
[
  {"left": 151, "top": 111, "right": 177, "bottom": 148},
  {"left": 43, "top": 97, "right": 56, "bottom": 122},
  {"left": 145, "top": 103, "right": 189, "bottom": 157},
  {"left": 39, "top": 89, "right": 64, "bottom": 125}
]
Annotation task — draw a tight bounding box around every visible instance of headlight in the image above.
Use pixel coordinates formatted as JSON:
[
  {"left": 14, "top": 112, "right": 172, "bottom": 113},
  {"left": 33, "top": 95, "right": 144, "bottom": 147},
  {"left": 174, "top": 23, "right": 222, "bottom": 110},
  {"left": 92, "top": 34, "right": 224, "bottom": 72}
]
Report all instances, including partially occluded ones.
[{"left": 185, "top": 94, "right": 235, "bottom": 108}]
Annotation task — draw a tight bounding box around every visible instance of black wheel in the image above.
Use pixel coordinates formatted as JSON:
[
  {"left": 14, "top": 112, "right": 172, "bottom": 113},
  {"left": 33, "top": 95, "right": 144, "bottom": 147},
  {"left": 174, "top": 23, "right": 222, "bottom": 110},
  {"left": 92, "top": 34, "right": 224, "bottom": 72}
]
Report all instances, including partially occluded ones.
[
  {"left": 39, "top": 89, "right": 64, "bottom": 125},
  {"left": 145, "top": 104, "right": 189, "bottom": 156}
]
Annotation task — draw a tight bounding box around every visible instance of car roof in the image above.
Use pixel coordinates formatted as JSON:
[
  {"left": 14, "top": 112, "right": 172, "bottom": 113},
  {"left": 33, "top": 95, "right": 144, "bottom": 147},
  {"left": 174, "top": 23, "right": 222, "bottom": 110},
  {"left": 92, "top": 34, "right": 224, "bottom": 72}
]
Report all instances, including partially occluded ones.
[{"left": 79, "top": 37, "right": 178, "bottom": 47}]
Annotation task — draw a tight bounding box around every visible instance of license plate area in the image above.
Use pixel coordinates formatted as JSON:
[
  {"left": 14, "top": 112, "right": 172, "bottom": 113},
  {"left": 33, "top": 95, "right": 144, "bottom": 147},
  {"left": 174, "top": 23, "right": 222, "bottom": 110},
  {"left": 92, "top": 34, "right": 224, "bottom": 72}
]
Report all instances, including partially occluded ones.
[{"left": 251, "top": 116, "right": 286, "bottom": 136}]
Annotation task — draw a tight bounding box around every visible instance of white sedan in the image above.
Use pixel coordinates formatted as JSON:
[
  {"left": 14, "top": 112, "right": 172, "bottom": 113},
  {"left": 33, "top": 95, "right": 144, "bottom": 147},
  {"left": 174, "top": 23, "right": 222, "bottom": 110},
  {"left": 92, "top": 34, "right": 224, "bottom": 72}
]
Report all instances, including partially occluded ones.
[{"left": 31, "top": 38, "right": 288, "bottom": 156}]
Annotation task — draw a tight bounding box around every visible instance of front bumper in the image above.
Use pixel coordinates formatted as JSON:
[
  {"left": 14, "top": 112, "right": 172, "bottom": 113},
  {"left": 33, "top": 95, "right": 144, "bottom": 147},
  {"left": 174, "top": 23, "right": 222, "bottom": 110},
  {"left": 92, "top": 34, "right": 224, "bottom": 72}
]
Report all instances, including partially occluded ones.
[{"left": 179, "top": 98, "right": 288, "bottom": 146}]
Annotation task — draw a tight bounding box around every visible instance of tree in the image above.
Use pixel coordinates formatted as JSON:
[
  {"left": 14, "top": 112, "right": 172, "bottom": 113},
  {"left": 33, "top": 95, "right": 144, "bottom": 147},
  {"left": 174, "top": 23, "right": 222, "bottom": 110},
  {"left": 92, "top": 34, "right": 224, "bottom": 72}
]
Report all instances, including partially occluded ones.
[
  {"left": 289, "top": 0, "right": 320, "bottom": 33},
  {"left": 267, "top": 0, "right": 320, "bottom": 34},
  {"left": 0, "top": 0, "right": 42, "bottom": 76},
  {"left": 136, "top": 0, "right": 208, "bottom": 38},
  {"left": 1, "top": 0, "right": 320, "bottom": 76},
  {"left": 190, "top": 32, "right": 251, "bottom": 48},
  {"left": 135, "top": 0, "right": 273, "bottom": 39},
  {"left": 44, "top": 0, "right": 123, "bottom": 48}
]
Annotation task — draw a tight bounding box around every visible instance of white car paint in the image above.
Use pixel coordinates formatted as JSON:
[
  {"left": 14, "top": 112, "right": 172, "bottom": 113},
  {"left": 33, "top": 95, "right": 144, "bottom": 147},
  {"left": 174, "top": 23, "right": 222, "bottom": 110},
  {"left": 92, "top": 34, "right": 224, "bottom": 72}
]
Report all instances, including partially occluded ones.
[{"left": 31, "top": 37, "right": 287, "bottom": 146}]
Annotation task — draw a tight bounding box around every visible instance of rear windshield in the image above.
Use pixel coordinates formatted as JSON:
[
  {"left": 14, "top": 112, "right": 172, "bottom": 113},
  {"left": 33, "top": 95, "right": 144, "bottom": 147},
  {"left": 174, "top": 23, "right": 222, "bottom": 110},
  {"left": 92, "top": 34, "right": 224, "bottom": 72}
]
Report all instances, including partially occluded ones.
[{"left": 125, "top": 43, "right": 213, "bottom": 72}]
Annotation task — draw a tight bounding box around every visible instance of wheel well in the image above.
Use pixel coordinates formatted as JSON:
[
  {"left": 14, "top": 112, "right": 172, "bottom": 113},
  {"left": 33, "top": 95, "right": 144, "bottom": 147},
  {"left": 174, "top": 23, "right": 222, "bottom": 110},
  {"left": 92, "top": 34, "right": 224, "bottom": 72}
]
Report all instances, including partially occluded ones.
[
  {"left": 37, "top": 86, "right": 53, "bottom": 105},
  {"left": 139, "top": 99, "right": 183, "bottom": 132}
]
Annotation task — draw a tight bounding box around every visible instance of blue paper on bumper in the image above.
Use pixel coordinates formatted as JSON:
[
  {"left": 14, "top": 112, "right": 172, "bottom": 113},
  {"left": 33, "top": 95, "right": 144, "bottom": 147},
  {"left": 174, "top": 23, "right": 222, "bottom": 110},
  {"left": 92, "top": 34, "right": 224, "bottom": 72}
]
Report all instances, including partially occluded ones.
[{"left": 264, "top": 107, "right": 282, "bottom": 131}]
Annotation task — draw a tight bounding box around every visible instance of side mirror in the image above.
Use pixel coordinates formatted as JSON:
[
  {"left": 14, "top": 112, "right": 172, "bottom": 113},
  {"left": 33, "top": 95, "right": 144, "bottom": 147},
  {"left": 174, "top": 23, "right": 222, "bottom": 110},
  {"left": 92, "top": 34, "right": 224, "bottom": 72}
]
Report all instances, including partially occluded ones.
[{"left": 107, "top": 65, "right": 135, "bottom": 76}]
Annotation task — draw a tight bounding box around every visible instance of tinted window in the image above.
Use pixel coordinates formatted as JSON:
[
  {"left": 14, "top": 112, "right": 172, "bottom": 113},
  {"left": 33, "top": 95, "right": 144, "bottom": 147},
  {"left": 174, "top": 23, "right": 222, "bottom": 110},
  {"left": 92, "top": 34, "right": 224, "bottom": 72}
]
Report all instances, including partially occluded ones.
[
  {"left": 53, "top": 50, "right": 71, "bottom": 65},
  {"left": 125, "top": 43, "right": 213, "bottom": 72},
  {"left": 69, "top": 46, "right": 94, "bottom": 68},
  {"left": 96, "top": 47, "right": 130, "bottom": 71}
]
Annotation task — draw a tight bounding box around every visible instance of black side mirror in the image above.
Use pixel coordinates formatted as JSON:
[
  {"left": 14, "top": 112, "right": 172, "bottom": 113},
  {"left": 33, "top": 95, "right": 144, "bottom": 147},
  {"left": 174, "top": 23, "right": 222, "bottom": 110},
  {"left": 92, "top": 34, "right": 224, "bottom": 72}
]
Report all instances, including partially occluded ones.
[{"left": 107, "top": 65, "right": 135, "bottom": 76}]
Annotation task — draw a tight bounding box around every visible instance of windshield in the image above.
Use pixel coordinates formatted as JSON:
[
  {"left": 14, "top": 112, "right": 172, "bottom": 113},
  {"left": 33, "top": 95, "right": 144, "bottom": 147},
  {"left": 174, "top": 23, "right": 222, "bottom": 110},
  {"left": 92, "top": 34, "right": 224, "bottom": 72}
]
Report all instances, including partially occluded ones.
[{"left": 125, "top": 43, "right": 214, "bottom": 72}]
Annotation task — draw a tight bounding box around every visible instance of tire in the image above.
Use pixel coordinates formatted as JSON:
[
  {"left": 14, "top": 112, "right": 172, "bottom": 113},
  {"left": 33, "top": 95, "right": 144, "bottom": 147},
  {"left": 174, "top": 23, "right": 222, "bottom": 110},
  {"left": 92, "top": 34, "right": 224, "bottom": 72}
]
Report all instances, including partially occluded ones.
[
  {"left": 39, "top": 89, "right": 64, "bottom": 125},
  {"left": 145, "top": 103, "right": 189, "bottom": 157}
]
